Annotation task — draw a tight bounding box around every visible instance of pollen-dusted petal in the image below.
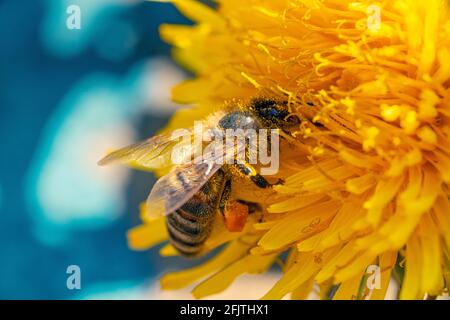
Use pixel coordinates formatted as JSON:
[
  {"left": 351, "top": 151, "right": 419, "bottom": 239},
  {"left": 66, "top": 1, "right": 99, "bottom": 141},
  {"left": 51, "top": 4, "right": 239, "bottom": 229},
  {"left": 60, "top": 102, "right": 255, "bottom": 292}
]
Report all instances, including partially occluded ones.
[
  {"left": 397, "top": 166, "right": 423, "bottom": 207},
  {"left": 444, "top": 253, "right": 450, "bottom": 294},
  {"left": 417, "top": 126, "right": 437, "bottom": 145},
  {"left": 362, "top": 126, "right": 380, "bottom": 151},
  {"left": 316, "top": 240, "right": 359, "bottom": 284},
  {"left": 332, "top": 270, "right": 365, "bottom": 300},
  {"left": 333, "top": 251, "right": 376, "bottom": 284},
  {"left": 387, "top": 155, "right": 408, "bottom": 178},
  {"left": 380, "top": 104, "right": 402, "bottom": 122},
  {"left": 340, "top": 97, "right": 356, "bottom": 115},
  {"left": 369, "top": 251, "right": 397, "bottom": 300},
  {"left": 290, "top": 276, "right": 315, "bottom": 300},
  {"left": 159, "top": 24, "right": 196, "bottom": 49},
  {"left": 399, "top": 166, "right": 440, "bottom": 216},
  {"left": 418, "top": 89, "right": 439, "bottom": 120},
  {"left": 302, "top": 165, "right": 357, "bottom": 191},
  {"left": 262, "top": 253, "right": 319, "bottom": 300},
  {"left": 430, "top": 150, "right": 450, "bottom": 183},
  {"left": 434, "top": 48, "right": 450, "bottom": 83},
  {"left": 296, "top": 232, "right": 325, "bottom": 252},
  {"left": 339, "top": 148, "right": 382, "bottom": 169},
  {"left": 159, "top": 243, "right": 178, "bottom": 256},
  {"left": 357, "top": 176, "right": 404, "bottom": 227},
  {"left": 418, "top": 0, "right": 440, "bottom": 76},
  {"left": 318, "top": 198, "right": 367, "bottom": 250},
  {"left": 400, "top": 110, "right": 419, "bottom": 134},
  {"left": 267, "top": 194, "right": 326, "bottom": 213},
  {"left": 431, "top": 195, "right": 450, "bottom": 250},
  {"left": 161, "top": 235, "right": 259, "bottom": 290},
  {"left": 192, "top": 253, "right": 277, "bottom": 299},
  {"left": 172, "top": 79, "right": 215, "bottom": 104},
  {"left": 127, "top": 218, "right": 167, "bottom": 250},
  {"left": 263, "top": 249, "right": 338, "bottom": 300},
  {"left": 418, "top": 213, "right": 444, "bottom": 295},
  {"left": 399, "top": 1, "right": 422, "bottom": 51},
  {"left": 357, "top": 207, "right": 422, "bottom": 255},
  {"left": 399, "top": 232, "right": 422, "bottom": 299},
  {"left": 258, "top": 200, "right": 341, "bottom": 250},
  {"left": 359, "top": 76, "right": 389, "bottom": 96},
  {"left": 356, "top": 168, "right": 440, "bottom": 255},
  {"left": 345, "top": 174, "right": 376, "bottom": 195},
  {"left": 281, "top": 159, "right": 344, "bottom": 186}
]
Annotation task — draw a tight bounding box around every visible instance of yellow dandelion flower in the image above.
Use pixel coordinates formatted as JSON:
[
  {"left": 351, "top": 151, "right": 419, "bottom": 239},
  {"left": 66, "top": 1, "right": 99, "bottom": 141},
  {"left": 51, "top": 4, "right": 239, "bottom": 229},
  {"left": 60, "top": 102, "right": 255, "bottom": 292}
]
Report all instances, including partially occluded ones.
[{"left": 128, "top": 0, "right": 450, "bottom": 299}]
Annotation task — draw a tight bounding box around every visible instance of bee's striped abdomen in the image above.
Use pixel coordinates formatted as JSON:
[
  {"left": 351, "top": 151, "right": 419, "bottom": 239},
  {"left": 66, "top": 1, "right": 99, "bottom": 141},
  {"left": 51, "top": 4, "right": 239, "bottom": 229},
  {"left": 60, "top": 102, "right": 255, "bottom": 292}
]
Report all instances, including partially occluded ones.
[{"left": 166, "top": 170, "right": 226, "bottom": 256}]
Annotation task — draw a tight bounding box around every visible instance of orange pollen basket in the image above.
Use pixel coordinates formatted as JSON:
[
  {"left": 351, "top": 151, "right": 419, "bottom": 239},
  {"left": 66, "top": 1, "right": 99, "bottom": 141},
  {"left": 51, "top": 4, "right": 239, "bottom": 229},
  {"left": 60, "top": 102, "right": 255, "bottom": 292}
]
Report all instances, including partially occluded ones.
[{"left": 223, "top": 201, "right": 249, "bottom": 232}]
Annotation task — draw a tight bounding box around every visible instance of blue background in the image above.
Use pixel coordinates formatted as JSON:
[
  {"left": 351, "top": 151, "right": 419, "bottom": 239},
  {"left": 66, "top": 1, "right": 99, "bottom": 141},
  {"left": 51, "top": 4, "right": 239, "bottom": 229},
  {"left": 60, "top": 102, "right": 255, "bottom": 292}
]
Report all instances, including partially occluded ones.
[{"left": 0, "top": 0, "right": 198, "bottom": 299}]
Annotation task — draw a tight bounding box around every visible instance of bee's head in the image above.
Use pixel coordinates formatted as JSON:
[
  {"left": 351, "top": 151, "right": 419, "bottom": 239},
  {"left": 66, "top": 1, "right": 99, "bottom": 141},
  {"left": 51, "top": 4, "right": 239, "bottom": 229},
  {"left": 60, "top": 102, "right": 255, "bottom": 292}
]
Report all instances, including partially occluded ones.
[{"left": 249, "top": 97, "right": 300, "bottom": 130}]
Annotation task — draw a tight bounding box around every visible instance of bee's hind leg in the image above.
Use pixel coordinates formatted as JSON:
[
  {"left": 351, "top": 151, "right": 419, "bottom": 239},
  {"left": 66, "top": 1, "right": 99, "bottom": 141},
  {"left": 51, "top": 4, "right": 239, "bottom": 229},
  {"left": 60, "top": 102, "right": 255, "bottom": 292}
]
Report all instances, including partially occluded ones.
[
  {"left": 235, "top": 200, "right": 260, "bottom": 213},
  {"left": 218, "top": 175, "right": 232, "bottom": 216},
  {"left": 219, "top": 174, "right": 253, "bottom": 232},
  {"left": 234, "top": 163, "right": 283, "bottom": 189}
]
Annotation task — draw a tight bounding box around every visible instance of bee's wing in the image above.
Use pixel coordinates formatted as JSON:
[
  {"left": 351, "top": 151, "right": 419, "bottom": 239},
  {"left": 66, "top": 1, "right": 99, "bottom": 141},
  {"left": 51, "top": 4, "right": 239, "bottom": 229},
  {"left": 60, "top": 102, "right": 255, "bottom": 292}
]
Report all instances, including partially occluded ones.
[
  {"left": 98, "top": 111, "right": 227, "bottom": 169},
  {"left": 145, "top": 138, "right": 245, "bottom": 218},
  {"left": 145, "top": 156, "right": 223, "bottom": 218},
  {"left": 98, "top": 130, "right": 196, "bottom": 169}
]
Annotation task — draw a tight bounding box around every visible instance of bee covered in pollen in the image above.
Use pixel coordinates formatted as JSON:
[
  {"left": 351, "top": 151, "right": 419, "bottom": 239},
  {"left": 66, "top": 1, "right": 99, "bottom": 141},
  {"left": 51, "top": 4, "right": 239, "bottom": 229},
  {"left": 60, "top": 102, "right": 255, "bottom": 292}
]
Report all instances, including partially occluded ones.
[{"left": 99, "top": 98, "right": 301, "bottom": 256}]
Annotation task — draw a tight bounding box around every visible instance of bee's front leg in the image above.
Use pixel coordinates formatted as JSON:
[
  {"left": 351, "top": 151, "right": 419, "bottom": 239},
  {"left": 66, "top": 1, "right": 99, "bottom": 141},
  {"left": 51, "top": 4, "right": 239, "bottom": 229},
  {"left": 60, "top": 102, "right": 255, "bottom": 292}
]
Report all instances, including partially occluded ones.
[{"left": 234, "top": 163, "right": 283, "bottom": 189}]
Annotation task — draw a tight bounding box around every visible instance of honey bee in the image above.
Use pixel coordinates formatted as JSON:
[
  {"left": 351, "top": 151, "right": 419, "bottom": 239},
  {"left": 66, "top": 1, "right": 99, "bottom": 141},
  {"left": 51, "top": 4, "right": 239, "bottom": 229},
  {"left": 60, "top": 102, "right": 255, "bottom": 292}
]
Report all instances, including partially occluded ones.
[{"left": 99, "top": 98, "right": 300, "bottom": 256}]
